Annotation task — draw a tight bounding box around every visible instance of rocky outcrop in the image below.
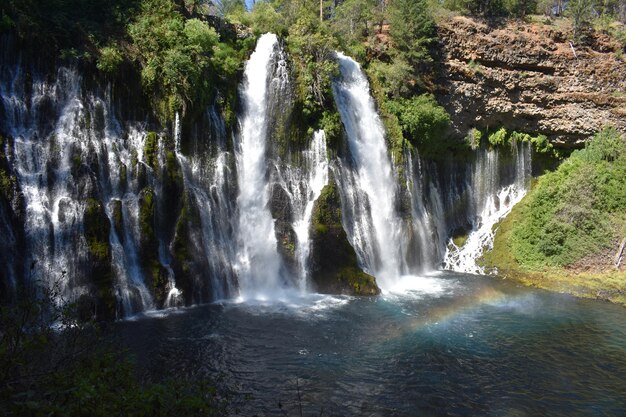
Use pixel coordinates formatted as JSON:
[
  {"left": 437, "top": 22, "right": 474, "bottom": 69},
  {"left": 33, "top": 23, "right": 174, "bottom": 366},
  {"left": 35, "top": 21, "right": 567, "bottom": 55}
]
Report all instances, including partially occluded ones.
[
  {"left": 309, "top": 180, "right": 380, "bottom": 296},
  {"left": 436, "top": 16, "right": 626, "bottom": 148}
]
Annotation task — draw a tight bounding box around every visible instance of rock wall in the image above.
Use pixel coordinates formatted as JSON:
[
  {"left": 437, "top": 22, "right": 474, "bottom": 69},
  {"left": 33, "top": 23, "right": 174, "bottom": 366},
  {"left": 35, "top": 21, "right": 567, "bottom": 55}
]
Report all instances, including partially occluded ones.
[{"left": 435, "top": 16, "right": 626, "bottom": 148}]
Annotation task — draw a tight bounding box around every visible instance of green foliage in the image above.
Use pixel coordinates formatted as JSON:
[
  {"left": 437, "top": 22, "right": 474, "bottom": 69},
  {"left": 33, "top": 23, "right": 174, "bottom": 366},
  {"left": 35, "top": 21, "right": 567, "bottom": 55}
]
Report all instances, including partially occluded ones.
[
  {"left": 367, "top": 57, "right": 413, "bottom": 98},
  {"left": 488, "top": 127, "right": 509, "bottom": 146},
  {"left": 129, "top": 1, "right": 220, "bottom": 120},
  {"left": 388, "top": 0, "right": 436, "bottom": 66},
  {"left": 503, "top": 0, "right": 538, "bottom": 18},
  {"left": 0, "top": 11, "right": 14, "bottom": 31},
  {"left": 460, "top": 0, "right": 506, "bottom": 16},
  {"left": 0, "top": 289, "right": 228, "bottom": 416},
  {"left": 383, "top": 94, "right": 450, "bottom": 148},
  {"left": 320, "top": 110, "right": 343, "bottom": 150},
  {"left": 0, "top": 135, "right": 16, "bottom": 200},
  {"left": 583, "top": 126, "right": 626, "bottom": 162},
  {"left": 510, "top": 127, "right": 626, "bottom": 268},
  {"left": 536, "top": 0, "right": 555, "bottom": 16},
  {"left": 287, "top": 15, "right": 339, "bottom": 114},
  {"left": 331, "top": 0, "right": 376, "bottom": 47},
  {"left": 217, "top": 0, "right": 247, "bottom": 20},
  {"left": 567, "top": 0, "right": 594, "bottom": 40},
  {"left": 83, "top": 198, "right": 111, "bottom": 261},
  {"left": 466, "top": 128, "right": 483, "bottom": 149},
  {"left": 97, "top": 46, "right": 124, "bottom": 74},
  {"left": 144, "top": 131, "right": 159, "bottom": 170},
  {"left": 4, "top": 0, "right": 140, "bottom": 58},
  {"left": 249, "top": 2, "right": 286, "bottom": 35},
  {"left": 474, "top": 127, "right": 558, "bottom": 156}
]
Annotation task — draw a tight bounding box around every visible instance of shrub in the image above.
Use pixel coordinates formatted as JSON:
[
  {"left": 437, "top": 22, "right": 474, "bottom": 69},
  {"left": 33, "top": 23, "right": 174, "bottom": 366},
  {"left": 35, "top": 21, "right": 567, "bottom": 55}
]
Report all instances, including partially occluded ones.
[
  {"left": 97, "top": 46, "right": 124, "bottom": 74},
  {"left": 510, "top": 127, "right": 626, "bottom": 268},
  {"left": 383, "top": 94, "right": 451, "bottom": 148}
]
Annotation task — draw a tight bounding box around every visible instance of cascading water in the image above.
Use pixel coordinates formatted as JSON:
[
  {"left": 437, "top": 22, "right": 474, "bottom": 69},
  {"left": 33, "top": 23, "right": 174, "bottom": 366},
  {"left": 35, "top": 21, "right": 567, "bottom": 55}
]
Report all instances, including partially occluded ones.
[
  {"left": 442, "top": 141, "right": 532, "bottom": 274},
  {"left": 162, "top": 112, "right": 183, "bottom": 308},
  {"left": 0, "top": 66, "right": 155, "bottom": 314},
  {"left": 234, "top": 33, "right": 289, "bottom": 299},
  {"left": 332, "top": 53, "right": 405, "bottom": 290},
  {"left": 171, "top": 105, "right": 239, "bottom": 302},
  {"left": 0, "top": 32, "right": 537, "bottom": 315},
  {"left": 276, "top": 130, "right": 329, "bottom": 291}
]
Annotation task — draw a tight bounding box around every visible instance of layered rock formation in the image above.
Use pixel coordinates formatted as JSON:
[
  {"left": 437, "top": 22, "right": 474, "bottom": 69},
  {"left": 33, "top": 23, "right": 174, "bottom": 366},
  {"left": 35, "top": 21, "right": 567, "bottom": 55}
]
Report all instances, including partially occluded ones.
[{"left": 435, "top": 16, "right": 626, "bottom": 147}]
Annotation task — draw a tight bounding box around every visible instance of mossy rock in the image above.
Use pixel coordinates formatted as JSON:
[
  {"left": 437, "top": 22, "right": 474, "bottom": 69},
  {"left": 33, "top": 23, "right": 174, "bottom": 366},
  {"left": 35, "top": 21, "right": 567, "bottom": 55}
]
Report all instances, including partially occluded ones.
[
  {"left": 83, "top": 198, "right": 116, "bottom": 320},
  {"left": 336, "top": 267, "right": 379, "bottom": 296},
  {"left": 309, "top": 181, "right": 380, "bottom": 296},
  {"left": 147, "top": 258, "right": 169, "bottom": 308},
  {"left": 138, "top": 187, "right": 156, "bottom": 247},
  {"left": 84, "top": 198, "right": 111, "bottom": 262},
  {"left": 144, "top": 131, "right": 159, "bottom": 171}
]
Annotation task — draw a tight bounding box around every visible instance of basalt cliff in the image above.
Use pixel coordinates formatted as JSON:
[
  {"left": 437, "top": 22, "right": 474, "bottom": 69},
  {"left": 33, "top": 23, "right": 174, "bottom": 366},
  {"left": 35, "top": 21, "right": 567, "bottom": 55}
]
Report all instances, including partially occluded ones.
[{"left": 435, "top": 16, "right": 626, "bottom": 148}]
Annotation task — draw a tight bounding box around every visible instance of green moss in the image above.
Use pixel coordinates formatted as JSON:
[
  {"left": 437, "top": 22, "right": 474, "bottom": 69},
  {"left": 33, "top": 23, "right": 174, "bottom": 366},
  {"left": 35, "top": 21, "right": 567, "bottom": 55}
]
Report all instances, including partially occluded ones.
[
  {"left": 320, "top": 110, "right": 342, "bottom": 151},
  {"left": 310, "top": 182, "right": 381, "bottom": 295},
  {"left": 0, "top": 169, "right": 12, "bottom": 200},
  {"left": 82, "top": 197, "right": 116, "bottom": 317},
  {"left": 453, "top": 234, "right": 469, "bottom": 248},
  {"left": 148, "top": 258, "right": 167, "bottom": 302},
  {"left": 143, "top": 132, "right": 159, "bottom": 171},
  {"left": 165, "top": 151, "right": 182, "bottom": 186},
  {"left": 336, "top": 267, "right": 380, "bottom": 296},
  {"left": 83, "top": 198, "right": 111, "bottom": 262},
  {"left": 137, "top": 186, "right": 169, "bottom": 306},
  {"left": 312, "top": 183, "right": 343, "bottom": 230},
  {"left": 139, "top": 187, "right": 156, "bottom": 243}
]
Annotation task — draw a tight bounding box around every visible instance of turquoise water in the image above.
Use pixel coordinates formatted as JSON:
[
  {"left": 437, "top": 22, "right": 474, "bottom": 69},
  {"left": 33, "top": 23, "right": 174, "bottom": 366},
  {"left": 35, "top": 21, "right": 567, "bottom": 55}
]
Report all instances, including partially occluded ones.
[{"left": 116, "top": 272, "right": 626, "bottom": 416}]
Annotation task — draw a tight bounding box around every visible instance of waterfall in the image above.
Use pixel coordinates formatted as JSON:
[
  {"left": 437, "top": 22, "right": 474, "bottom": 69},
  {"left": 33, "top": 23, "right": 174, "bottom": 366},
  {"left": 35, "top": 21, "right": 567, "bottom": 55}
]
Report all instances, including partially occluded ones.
[
  {"left": 442, "top": 141, "right": 532, "bottom": 273},
  {"left": 162, "top": 112, "right": 183, "bottom": 308},
  {"left": 404, "top": 151, "right": 447, "bottom": 271},
  {"left": 170, "top": 105, "right": 238, "bottom": 302},
  {"left": 0, "top": 66, "right": 155, "bottom": 314},
  {"left": 234, "top": 33, "right": 288, "bottom": 299},
  {"left": 276, "top": 130, "right": 329, "bottom": 291},
  {"left": 0, "top": 33, "right": 538, "bottom": 314},
  {"left": 332, "top": 53, "right": 405, "bottom": 290}
]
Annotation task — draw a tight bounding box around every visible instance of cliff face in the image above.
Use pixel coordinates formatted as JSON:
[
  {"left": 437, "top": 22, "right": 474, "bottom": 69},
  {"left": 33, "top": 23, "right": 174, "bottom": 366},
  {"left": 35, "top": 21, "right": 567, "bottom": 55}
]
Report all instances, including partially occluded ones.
[{"left": 436, "top": 16, "right": 626, "bottom": 148}]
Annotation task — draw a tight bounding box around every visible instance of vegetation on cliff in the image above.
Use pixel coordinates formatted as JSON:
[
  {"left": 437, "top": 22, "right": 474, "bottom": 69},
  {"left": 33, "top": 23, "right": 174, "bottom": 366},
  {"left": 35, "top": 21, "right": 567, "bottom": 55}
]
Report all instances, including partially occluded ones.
[{"left": 483, "top": 127, "right": 626, "bottom": 304}]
